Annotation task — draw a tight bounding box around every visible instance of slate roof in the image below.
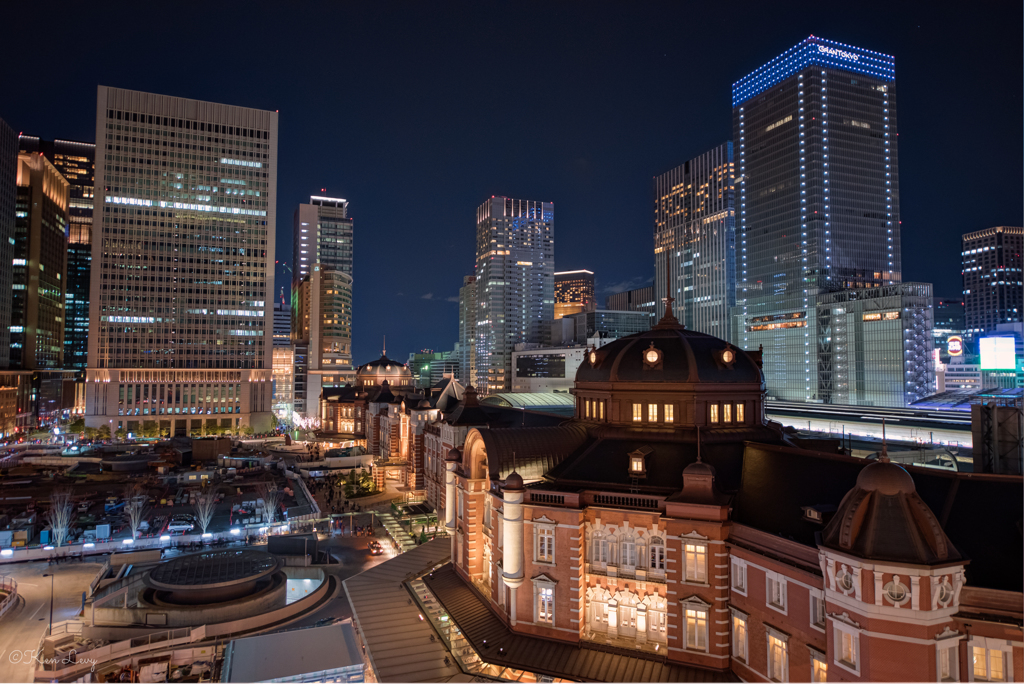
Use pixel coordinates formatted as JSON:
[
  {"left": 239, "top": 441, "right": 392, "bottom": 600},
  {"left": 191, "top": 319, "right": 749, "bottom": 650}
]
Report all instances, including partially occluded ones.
[
  {"left": 731, "top": 442, "right": 1023, "bottom": 592},
  {"left": 477, "top": 423, "right": 592, "bottom": 481},
  {"left": 423, "top": 563, "right": 735, "bottom": 683}
]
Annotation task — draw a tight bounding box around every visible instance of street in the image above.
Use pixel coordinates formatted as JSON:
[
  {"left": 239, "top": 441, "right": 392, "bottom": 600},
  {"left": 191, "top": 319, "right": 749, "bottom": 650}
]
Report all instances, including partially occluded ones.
[{"left": 0, "top": 560, "right": 102, "bottom": 683}]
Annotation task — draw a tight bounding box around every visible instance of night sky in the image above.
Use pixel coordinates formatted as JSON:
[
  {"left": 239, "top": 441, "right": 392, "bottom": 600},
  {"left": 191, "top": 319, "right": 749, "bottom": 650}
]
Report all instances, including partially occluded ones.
[{"left": 4, "top": 2, "right": 1021, "bottom": 365}]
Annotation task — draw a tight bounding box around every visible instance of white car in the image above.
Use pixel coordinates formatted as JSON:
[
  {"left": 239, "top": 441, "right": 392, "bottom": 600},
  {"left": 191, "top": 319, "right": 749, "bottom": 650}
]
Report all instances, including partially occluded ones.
[{"left": 167, "top": 518, "right": 194, "bottom": 533}]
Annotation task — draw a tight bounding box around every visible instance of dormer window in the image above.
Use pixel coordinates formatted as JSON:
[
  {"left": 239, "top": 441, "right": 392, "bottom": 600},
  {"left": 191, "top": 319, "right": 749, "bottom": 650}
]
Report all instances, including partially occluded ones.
[
  {"left": 628, "top": 446, "right": 651, "bottom": 477},
  {"left": 643, "top": 342, "right": 662, "bottom": 369}
]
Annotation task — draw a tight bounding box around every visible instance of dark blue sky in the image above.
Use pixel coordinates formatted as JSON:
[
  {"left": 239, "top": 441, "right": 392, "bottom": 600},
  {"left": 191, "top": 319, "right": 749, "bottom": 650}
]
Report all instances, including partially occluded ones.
[{"left": 4, "top": 1, "right": 1021, "bottom": 364}]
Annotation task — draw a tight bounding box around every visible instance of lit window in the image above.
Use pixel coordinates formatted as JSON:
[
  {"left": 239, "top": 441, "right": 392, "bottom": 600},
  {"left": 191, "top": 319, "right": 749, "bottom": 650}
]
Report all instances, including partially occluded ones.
[
  {"left": 664, "top": 404, "right": 674, "bottom": 422},
  {"left": 732, "top": 611, "right": 748, "bottom": 662},
  {"left": 598, "top": 401, "right": 604, "bottom": 420},
  {"left": 648, "top": 404, "right": 657, "bottom": 421},
  {"left": 585, "top": 399, "right": 591, "bottom": 418},
  {"left": 833, "top": 622, "right": 861, "bottom": 676},
  {"left": 723, "top": 403, "right": 732, "bottom": 422},
  {"left": 767, "top": 632, "right": 789, "bottom": 682},
  {"left": 736, "top": 402, "right": 745, "bottom": 423},
  {"left": 535, "top": 525, "right": 554, "bottom": 563},
  {"left": 632, "top": 403, "right": 642, "bottom": 422},
  {"left": 684, "top": 606, "right": 708, "bottom": 651},
  {"left": 684, "top": 542, "right": 707, "bottom": 583},
  {"left": 630, "top": 455, "right": 645, "bottom": 474},
  {"left": 536, "top": 584, "right": 554, "bottom": 624},
  {"left": 710, "top": 403, "right": 719, "bottom": 423},
  {"left": 973, "top": 642, "right": 1009, "bottom": 682},
  {"left": 811, "top": 650, "right": 828, "bottom": 682}
]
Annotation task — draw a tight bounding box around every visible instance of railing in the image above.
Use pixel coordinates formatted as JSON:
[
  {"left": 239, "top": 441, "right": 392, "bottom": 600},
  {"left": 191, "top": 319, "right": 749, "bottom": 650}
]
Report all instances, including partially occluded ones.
[
  {"left": 591, "top": 493, "right": 661, "bottom": 510},
  {"left": 527, "top": 492, "right": 565, "bottom": 506},
  {"left": 0, "top": 575, "right": 17, "bottom": 619}
]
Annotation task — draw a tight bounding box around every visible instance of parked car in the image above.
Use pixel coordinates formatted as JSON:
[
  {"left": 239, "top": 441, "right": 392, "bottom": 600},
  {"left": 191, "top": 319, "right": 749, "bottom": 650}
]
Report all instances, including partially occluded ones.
[{"left": 167, "top": 516, "right": 194, "bottom": 533}]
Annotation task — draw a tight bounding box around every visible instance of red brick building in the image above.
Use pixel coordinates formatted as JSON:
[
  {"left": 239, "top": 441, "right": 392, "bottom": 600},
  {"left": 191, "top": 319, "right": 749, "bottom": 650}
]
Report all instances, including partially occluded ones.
[{"left": 428, "top": 309, "right": 1022, "bottom": 682}]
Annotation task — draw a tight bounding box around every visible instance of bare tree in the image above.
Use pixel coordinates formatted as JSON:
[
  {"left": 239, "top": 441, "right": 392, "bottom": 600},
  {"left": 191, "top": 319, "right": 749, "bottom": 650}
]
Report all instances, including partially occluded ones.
[
  {"left": 123, "top": 483, "right": 150, "bottom": 540},
  {"left": 46, "top": 487, "right": 76, "bottom": 547},
  {"left": 193, "top": 485, "right": 218, "bottom": 535},
  {"left": 256, "top": 482, "right": 281, "bottom": 526}
]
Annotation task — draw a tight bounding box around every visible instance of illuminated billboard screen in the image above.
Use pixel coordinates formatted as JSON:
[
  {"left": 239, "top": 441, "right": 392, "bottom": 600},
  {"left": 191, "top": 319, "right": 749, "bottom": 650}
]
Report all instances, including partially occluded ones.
[
  {"left": 947, "top": 335, "right": 963, "bottom": 356},
  {"left": 979, "top": 337, "right": 1017, "bottom": 370}
]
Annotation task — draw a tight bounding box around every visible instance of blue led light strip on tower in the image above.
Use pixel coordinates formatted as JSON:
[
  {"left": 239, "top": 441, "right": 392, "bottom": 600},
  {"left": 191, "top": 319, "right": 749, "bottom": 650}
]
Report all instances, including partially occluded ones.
[{"left": 732, "top": 36, "right": 895, "bottom": 107}]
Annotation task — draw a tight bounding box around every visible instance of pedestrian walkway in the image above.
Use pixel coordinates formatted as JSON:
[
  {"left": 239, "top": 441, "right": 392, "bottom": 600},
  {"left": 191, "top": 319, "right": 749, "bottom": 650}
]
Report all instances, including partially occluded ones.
[{"left": 375, "top": 512, "right": 418, "bottom": 554}]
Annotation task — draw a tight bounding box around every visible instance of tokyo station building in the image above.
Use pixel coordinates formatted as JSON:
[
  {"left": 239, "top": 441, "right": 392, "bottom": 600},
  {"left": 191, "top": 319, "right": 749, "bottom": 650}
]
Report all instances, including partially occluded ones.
[{"left": 400, "top": 305, "right": 1024, "bottom": 683}]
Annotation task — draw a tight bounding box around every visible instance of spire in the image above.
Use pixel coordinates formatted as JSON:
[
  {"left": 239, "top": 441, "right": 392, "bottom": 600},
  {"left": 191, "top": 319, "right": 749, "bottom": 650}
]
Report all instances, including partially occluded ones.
[
  {"left": 382, "top": 335, "right": 386, "bottom": 357},
  {"left": 654, "top": 262, "right": 682, "bottom": 329},
  {"left": 880, "top": 418, "right": 890, "bottom": 463}
]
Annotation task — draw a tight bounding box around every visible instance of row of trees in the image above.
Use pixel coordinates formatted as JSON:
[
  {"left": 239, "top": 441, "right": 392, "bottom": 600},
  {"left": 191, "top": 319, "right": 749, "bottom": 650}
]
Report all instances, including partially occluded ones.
[
  {"left": 44, "top": 479, "right": 285, "bottom": 547},
  {"left": 64, "top": 419, "right": 256, "bottom": 441}
]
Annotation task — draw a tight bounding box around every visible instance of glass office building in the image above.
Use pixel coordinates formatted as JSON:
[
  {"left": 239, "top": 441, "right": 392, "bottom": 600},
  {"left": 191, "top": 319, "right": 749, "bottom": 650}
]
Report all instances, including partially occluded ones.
[
  {"left": 732, "top": 36, "right": 899, "bottom": 402},
  {"left": 20, "top": 136, "right": 96, "bottom": 370},
  {"left": 654, "top": 142, "right": 736, "bottom": 340},
  {"left": 474, "top": 197, "right": 554, "bottom": 394},
  {"left": 85, "top": 86, "right": 278, "bottom": 434},
  {"left": 0, "top": 119, "right": 17, "bottom": 368},
  {"left": 292, "top": 195, "right": 352, "bottom": 287},
  {"left": 815, "top": 282, "right": 934, "bottom": 407},
  {"left": 962, "top": 226, "right": 1023, "bottom": 337}
]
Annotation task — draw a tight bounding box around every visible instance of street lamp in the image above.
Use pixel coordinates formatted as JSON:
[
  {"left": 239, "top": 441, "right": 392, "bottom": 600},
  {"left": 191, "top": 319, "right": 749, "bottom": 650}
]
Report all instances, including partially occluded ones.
[{"left": 42, "top": 573, "right": 54, "bottom": 636}]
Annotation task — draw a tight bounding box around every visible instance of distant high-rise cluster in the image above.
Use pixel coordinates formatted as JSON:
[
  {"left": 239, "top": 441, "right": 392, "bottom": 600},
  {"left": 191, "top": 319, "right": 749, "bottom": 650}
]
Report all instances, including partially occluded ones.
[{"left": 469, "top": 197, "right": 554, "bottom": 394}]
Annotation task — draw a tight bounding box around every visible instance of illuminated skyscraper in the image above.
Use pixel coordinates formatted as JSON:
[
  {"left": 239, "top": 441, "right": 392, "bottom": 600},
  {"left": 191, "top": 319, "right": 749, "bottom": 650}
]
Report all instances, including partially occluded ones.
[
  {"left": 732, "top": 36, "right": 900, "bottom": 402},
  {"left": 292, "top": 266, "right": 354, "bottom": 415},
  {"left": 458, "top": 275, "right": 476, "bottom": 384},
  {"left": 13, "top": 151, "right": 69, "bottom": 369},
  {"left": 554, "top": 270, "right": 595, "bottom": 319},
  {"left": 654, "top": 142, "right": 736, "bottom": 340},
  {"left": 85, "top": 86, "right": 278, "bottom": 434},
  {"left": 292, "top": 195, "right": 352, "bottom": 288},
  {"left": 474, "top": 197, "right": 554, "bottom": 394},
  {"left": 962, "top": 226, "right": 1023, "bottom": 337},
  {"left": 19, "top": 136, "right": 96, "bottom": 370},
  {"left": 0, "top": 118, "right": 17, "bottom": 369}
]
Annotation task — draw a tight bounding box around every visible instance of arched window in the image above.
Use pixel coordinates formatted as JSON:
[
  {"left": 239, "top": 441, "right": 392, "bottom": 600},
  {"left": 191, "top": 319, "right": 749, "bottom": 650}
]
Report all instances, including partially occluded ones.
[{"left": 649, "top": 536, "right": 666, "bottom": 574}]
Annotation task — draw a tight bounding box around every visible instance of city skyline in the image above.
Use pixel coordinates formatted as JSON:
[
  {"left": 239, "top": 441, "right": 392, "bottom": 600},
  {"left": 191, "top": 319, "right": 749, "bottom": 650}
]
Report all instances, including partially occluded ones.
[{"left": 2, "top": 3, "right": 1021, "bottom": 364}]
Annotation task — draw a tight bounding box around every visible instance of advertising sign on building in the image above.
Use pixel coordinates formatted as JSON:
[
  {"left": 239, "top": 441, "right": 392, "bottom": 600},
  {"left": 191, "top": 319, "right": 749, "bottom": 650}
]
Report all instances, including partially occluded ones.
[{"left": 947, "top": 335, "right": 964, "bottom": 357}]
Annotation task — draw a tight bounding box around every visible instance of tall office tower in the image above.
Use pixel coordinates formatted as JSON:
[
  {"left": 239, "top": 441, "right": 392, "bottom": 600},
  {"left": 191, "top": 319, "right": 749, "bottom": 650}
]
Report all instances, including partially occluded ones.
[
  {"left": 554, "top": 270, "right": 595, "bottom": 319},
  {"left": 474, "top": 197, "right": 554, "bottom": 394},
  {"left": 605, "top": 286, "right": 657, "bottom": 319},
  {"left": 273, "top": 294, "right": 291, "bottom": 343},
  {"left": 85, "top": 86, "right": 278, "bottom": 434},
  {"left": 654, "top": 143, "right": 736, "bottom": 340},
  {"left": 19, "top": 137, "right": 96, "bottom": 370},
  {"left": 962, "top": 226, "right": 1023, "bottom": 337},
  {"left": 14, "top": 152, "right": 69, "bottom": 369},
  {"left": 0, "top": 119, "right": 17, "bottom": 369},
  {"left": 458, "top": 275, "right": 477, "bottom": 384},
  {"left": 292, "top": 195, "right": 352, "bottom": 288},
  {"left": 732, "top": 36, "right": 899, "bottom": 402},
  {"left": 292, "top": 267, "right": 354, "bottom": 415},
  {"left": 271, "top": 297, "right": 294, "bottom": 419}
]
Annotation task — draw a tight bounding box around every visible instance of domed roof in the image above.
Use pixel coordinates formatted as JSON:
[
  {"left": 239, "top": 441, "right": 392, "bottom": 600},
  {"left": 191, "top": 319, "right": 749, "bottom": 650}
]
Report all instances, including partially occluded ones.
[
  {"left": 576, "top": 325, "right": 763, "bottom": 386},
  {"left": 356, "top": 353, "right": 412, "bottom": 384},
  {"left": 504, "top": 471, "right": 524, "bottom": 491},
  {"left": 446, "top": 447, "right": 462, "bottom": 462},
  {"left": 821, "top": 459, "right": 961, "bottom": 565}
]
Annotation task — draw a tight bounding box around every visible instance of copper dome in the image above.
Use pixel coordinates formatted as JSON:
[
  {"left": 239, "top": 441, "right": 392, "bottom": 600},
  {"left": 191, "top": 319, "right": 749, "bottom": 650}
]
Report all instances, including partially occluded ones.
[
  {"left": 576, "top": 327, "right": 763, "bottom": 386},
  {"left": 821, "top": 460, "right": 961, "bottom": 565}
]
